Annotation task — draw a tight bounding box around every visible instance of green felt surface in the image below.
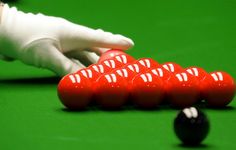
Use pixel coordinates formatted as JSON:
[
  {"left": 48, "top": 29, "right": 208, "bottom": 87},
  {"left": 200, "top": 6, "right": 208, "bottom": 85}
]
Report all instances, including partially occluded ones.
[{"left": 0, "top": 0, "right": 236, "bottom": 150}]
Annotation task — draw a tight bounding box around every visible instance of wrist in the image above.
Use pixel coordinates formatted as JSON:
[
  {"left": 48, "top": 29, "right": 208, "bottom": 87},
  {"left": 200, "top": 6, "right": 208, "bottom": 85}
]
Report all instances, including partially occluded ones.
[{"left": 0, "top": 2, "right": 4, "bottom": 24}]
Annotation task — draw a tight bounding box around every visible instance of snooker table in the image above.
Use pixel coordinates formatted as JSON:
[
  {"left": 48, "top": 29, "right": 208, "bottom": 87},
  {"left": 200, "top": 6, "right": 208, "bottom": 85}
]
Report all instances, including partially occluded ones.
[{"left": 0, "top": 0, "right": 236, "bottom": 149}]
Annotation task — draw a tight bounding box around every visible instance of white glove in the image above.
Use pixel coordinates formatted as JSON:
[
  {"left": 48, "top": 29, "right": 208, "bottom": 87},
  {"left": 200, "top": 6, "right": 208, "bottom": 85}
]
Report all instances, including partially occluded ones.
[{"left": 0, "top": 4, "right": 134, "bottom": 76}]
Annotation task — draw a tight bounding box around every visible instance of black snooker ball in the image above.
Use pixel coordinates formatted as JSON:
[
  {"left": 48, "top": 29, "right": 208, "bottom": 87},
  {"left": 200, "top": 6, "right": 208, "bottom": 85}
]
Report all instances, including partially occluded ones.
[{"left": 174, "top": 107, "right": 210, "bottom": 145}]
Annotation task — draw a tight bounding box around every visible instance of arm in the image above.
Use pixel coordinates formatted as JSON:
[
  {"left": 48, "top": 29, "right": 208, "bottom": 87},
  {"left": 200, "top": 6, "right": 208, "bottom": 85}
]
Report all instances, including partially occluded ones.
[{"left": 0, "top": 4, "right": 134, "bottom": 76}]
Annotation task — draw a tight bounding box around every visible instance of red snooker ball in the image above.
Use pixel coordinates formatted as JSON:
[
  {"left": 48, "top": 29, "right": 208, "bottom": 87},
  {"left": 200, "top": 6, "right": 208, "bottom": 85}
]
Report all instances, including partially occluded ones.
[
  {"left": 111, "top": 68, "right": 139, "bottom": 92},
  {"left": 124, "top": 62, "right": 148, "bottom": 76},
  {"left": 88, "top": 63, "right": 111, "bottom": 74},
  {"left": 136, "top": 58, "right": 159, "bottom": 69},
  {"left": 77, "top": 68, "right": 99, "bottom": 82},
  {"left": 185, "top": 67, "right": 208, "bottom": 81},
  {"left": 185, "top": 67, "right": 209, "bottom": 99},
  {"left": 94, "top": 73, "right": 129, "bottom": 109},
  {"left": 100, "top": 58, "right": 125, "bottom": 71},
  {"left": 202, "top": 71, "right": 236, "bottom": 107},
  {"left": 98, "top": 49, "right": 128, "bottom": 63},
  {"left": 166, "top": 72, "right": 200, "bottom": 108},
  {"left": 147, "top": 67, "right": 172, "bottom": 94},
  {"left": 112, "top": 68, "right": 131, "bottom": 80},
  {"left": 113, "top": 54, "right": 136, "bottom": 64},
  {"left": 113, "top": 67, "right": 141, "bottom": 81},
  {"left": 130, "top": 72, "right": 164, "bottom": 109},
  {"left": 57, "top": 73, "right": 93, "bottom": 110},
  {"left": 122, "top": 62, "right": 148, "bottom": 89},
  {"left": 161, "top": 62, "right": 183, "bottom": 73}
]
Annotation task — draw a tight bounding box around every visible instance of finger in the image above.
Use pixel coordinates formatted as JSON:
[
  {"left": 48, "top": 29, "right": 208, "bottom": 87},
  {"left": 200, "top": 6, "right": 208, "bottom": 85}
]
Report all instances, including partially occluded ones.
[
  {"left": 63, "top": 23, "right": 134, "bottom": 50},
  {"left": 70, "top": 58, "right": 86, "bottom": 68},
  {"left": 47, "top": 47, "right": 85, "bottom": 76},
  {"left": 89, "top": 30, "right": 135, "bottom": 50},
  {"left": 66, "top": 50, "right": 99, "bottom": 67},
  {"left": 85, "top": 47, "right": 110, "bottom": 55},
  {"left": 31, "top": 44, "right": 84, "bottom": 76}
]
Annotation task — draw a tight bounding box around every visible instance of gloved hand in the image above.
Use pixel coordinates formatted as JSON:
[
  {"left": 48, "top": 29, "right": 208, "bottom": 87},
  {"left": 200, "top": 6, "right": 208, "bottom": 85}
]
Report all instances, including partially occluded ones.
[{"left": 0, "top": 4, "right": 134, "bottom": 76}]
